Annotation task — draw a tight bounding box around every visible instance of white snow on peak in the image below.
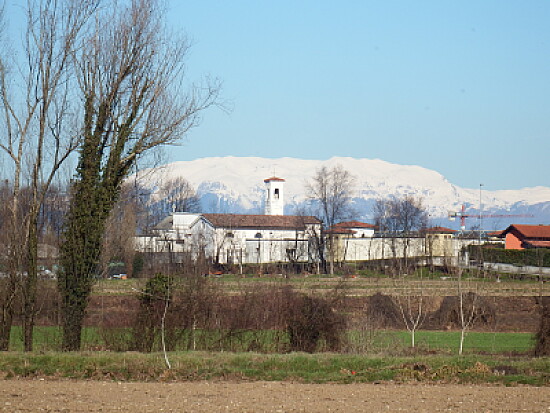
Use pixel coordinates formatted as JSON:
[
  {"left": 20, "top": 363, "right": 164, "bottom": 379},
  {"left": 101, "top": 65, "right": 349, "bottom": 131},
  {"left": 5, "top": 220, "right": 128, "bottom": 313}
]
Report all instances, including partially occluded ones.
[{"left": 133, "top": 156, "right": 550, "bottom": 217}]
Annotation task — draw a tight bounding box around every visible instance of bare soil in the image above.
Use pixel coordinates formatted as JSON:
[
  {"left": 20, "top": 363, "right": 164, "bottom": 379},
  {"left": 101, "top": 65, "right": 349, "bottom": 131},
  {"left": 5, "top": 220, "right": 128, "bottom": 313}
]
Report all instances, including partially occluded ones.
[{"left": 1, "top": 379, "right": 548, "bottom": 412}]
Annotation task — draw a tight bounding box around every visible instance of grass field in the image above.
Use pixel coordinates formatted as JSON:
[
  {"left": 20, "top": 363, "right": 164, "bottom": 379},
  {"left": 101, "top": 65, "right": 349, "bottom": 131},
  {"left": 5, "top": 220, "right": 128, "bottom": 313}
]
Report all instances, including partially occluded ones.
[
  {"left": 0, "top": 351, "right": 547, "bottom": 385},
  {"left": 348, "top": 330, "right": 535, "bottom": 355},
  {"left": 7, "top": 326, "right": 535, "bottom": 355}
]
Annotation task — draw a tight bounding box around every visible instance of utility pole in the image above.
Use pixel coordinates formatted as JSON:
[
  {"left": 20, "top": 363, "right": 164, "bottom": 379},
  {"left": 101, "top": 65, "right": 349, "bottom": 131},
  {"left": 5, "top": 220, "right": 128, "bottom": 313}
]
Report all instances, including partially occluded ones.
[{"left": 479, "top": 183, "right": 483, "bottom": 245}]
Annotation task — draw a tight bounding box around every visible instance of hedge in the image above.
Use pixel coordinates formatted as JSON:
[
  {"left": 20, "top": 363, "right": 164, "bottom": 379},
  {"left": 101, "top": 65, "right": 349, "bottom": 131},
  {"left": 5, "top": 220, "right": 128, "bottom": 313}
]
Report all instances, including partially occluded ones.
[{"left": 467, "top": 245, "right": 550, "bottom": 267}]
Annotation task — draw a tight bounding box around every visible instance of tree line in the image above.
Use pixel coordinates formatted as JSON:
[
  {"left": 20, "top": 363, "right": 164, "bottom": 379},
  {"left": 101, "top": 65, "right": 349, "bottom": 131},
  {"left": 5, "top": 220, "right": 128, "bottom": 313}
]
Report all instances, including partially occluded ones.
[{"left": 0, "top": 0, "right": 219, "bottom": 351}]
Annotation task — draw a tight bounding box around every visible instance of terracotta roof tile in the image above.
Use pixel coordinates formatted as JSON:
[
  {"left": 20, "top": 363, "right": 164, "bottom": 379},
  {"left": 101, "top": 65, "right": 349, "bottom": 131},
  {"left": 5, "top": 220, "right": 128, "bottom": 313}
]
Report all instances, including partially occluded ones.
[
  {"left": 326, "top": 228, "right": 356, "bottom": 235},
  {"left": 333, "top": 221, "right": 376, "bottom": 229},
  {"left": 504, "top": 224, "right": 550, "bottom": 239},
  {"left": 263, "top": 177, "right": 285, "bottom": 183},
  {"left": 423, "top": 226, "right": 457, "bottom": 233},
  {"left": 202, "top": 213, "right": 320, "bottom": 230},
  {"left": 523, "top": 240, "right": 550, "bottom": 248}
]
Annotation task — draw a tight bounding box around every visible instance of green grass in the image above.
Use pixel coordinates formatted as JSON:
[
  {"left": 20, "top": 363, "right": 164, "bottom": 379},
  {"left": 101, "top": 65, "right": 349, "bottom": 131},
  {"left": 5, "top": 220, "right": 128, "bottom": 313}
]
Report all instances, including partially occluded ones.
[
  {"left": 0, "top": 351, "right": 547, "bottom": 385},
  {"left": 8, "top": 326, "right": 107, "bottom": 352},
  {"left": 7, "top": 326, "right": 535, "bottom": 355},
  {"left": 378, "top": 331, "right": 535, "bottom": 354}
]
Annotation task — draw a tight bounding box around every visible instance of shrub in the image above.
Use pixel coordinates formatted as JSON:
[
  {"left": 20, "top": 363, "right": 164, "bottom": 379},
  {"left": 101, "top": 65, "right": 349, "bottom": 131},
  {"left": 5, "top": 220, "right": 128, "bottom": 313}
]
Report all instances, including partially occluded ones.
[
  {"left": 468, "top": 245, "right": 550, "bottom": 267},
  {"left": 432, "top": 293, "right": 496, "bottom": 330},
  {"left": 365, "top": 292, "right": 403, "bottom": 329},
  {"left": 284, "top": 288, "right": 346, "bottom": 353},
  {"left": 534, "top": 298, "right": 550, "bottom": 356},
  {"left": 167, "top": 274, "right": 219, "bottom": 351},
  {"left": 131, "top": 274, "right": 173, "bottom": 352}
]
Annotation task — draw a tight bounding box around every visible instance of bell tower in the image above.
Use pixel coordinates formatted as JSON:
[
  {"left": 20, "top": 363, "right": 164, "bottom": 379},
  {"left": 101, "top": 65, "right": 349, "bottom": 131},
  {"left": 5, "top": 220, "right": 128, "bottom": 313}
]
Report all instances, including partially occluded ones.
[{"left": 264, "top": 177, "right": 285, "bottom": 215}]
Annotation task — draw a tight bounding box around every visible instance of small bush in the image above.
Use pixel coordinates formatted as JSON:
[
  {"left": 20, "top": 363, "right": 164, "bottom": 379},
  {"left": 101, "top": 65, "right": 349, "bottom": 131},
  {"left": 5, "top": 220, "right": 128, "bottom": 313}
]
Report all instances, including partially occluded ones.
[
  {"left": 432, "top": 293, "right": 496, "bottom": 330},
  {"left": 365, "top": 293, "right": 402, "bottom": 329},
  {"left": 131, "top": 273, "right": 173, "bottom": 352},
  {"left": 534, "top": 298, "right": 550, "bottom": 356},
  {"left": 284, "top": 288, "right": 346, "bottom": 353}
]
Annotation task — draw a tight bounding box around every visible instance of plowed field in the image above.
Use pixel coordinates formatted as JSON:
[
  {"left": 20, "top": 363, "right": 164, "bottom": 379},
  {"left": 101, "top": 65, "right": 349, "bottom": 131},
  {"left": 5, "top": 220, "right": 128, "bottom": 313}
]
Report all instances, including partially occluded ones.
[{"left": 1, "top": 380, "right": 548, "bottom": 412}]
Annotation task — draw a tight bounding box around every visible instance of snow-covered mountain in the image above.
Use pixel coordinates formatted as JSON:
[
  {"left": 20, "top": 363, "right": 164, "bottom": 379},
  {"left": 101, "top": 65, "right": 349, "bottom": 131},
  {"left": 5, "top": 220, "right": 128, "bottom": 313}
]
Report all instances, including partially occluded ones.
[{"left": 133, "top": 157, "right": 550, "bottom": 230}]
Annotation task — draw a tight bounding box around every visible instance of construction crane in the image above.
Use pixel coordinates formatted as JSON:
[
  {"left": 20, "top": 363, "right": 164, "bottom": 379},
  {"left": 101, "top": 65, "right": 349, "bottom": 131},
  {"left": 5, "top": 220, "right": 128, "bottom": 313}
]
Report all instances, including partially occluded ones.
[{"left": 448, "top": 204, "right": 534, "bottom": 231}]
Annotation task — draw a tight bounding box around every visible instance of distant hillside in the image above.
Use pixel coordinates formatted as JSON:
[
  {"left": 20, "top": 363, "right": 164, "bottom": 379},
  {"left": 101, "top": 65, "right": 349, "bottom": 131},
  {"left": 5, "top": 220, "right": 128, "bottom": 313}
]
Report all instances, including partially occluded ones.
[{"left": 132, "top": 157, "right": 550, "bottom": 231}]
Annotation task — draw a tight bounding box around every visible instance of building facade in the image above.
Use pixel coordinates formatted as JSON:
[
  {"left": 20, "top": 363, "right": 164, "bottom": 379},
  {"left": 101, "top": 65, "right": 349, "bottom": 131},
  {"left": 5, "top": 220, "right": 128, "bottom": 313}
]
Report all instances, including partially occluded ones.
[
  {"left": 135, "top": 176, "right": 322, "bottom": 265},
  {"left": 500, "top": 224, "right": 550, "bottom": 249}
]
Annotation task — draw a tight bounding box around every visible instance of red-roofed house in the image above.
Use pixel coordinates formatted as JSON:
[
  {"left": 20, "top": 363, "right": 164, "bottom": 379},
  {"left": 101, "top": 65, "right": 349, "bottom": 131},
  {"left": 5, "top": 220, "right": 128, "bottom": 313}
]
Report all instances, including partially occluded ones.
[
  {"left": 326, "top": 221, "right": 377, "bottom": 263},
  {"left": 331, "top": 221, "right": 377, "bottom": 238},
  {"left": 422, "top": 226, "right": 457, "bottom": 234},
  {"left": 499, "top": 224, "right": 550, "bottom": 250}
]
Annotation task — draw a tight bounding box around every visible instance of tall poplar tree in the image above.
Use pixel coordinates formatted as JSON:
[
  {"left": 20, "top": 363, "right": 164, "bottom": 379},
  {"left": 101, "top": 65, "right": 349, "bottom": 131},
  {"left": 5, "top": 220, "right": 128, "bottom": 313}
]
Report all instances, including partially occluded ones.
[{"left": 58, "top": 0, "right": 219, "bottom": 350}]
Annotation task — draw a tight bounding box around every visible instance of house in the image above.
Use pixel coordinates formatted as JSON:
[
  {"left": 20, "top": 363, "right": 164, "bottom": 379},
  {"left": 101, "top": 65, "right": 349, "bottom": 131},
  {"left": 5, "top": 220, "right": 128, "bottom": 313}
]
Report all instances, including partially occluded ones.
[
  {"left": 136, "top": 177, "right": 322, "bottom": 265},
  {"left": 422, "top": 226, "right": 457, "bottom": 257},
  {"left": 331, "top": 221, "right": 377, "bottom": 238},
  {"left": 499, "top": 224, "right": 550, "bottom": 250},
  {"left": 326, "top": 221, "right": 377, "bottom": 263}
]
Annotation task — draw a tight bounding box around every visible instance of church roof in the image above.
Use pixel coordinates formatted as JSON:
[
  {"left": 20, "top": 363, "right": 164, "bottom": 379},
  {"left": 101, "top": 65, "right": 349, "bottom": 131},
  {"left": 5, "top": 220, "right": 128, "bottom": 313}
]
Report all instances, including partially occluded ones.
[
  {"left": 263, "top": 176, "right": 285, "bottom": 183},
  {"left": 203, "top": 213, "right": 319, "bottom": 230}
]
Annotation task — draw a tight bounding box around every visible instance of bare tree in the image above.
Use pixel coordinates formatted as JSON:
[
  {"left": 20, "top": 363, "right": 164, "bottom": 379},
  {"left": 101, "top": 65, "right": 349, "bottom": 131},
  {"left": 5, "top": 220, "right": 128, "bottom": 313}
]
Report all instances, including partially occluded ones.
[
  {"left": 372, "top": 196, "right": 429, "bottom": 346},
  {"left": 456, "top": 268, "right": 482, "bottom": 355},
  {"left": 0, "top": 0, "right": 98, "bottom": 350},
  {"left": 394, "top": 267, "right": 428, "bottom": 348},
  {"left": 306, "top": 165, "right": 355, "bottom": 274},
  {"left": 159, "top": 176, "right": 201, "bottom": 214},
  {"left": 373, "top": 195, "right": 428, "bottom": 274},
  {"left": 58, "top": 0, "right": 220, "bottom": 350},
  {"left": 100, "top": 183, "right": 139, "bottom": 278}
]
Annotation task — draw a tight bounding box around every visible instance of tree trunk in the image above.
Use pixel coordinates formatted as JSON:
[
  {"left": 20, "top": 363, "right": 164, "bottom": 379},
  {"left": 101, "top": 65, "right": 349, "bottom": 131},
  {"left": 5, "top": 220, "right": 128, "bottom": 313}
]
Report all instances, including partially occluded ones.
[
  {"left": 59, "top": 215, "right": 102, "bottom": 351},
  {"left": 22, "top": 211, "right": 39, "bottom": 351},
  {"left": 0, "top": 318, "right": 12, "bottom": 351},
  {"left": 61, "top": 298, "right": 88, "bottom": 351},
  {"left": 0, "top": 240, "right": 23, "bottom": 351},
  {"left": 459, "top": 329, "right": 466, "bottom": 355},
  {"left": 0, "top": 300, "right": 16, "bottom": 351},
  {"left": 59, "top": 194, "right": 104, "bottom": 350}
]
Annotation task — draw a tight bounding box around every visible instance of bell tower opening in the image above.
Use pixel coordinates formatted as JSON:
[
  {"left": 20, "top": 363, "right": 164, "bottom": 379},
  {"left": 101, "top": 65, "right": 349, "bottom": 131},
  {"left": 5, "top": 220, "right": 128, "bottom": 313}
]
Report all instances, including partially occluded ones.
[{"left": 264, "top": 177, "right": 285, "bottom": 215}]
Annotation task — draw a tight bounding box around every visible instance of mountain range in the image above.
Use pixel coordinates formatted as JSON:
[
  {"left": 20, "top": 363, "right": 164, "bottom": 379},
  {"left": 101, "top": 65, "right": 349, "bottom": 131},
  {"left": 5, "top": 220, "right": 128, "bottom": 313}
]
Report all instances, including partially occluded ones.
[{"left": 134, "top": 157, "right": 550, "bottom": 231}]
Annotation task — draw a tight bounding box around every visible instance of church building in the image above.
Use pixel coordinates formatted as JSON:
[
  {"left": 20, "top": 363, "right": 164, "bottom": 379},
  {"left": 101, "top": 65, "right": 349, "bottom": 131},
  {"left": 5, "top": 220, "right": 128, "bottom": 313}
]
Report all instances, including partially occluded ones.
[{"left": 136, "top": 177, "right": 322, "bottom": 265}]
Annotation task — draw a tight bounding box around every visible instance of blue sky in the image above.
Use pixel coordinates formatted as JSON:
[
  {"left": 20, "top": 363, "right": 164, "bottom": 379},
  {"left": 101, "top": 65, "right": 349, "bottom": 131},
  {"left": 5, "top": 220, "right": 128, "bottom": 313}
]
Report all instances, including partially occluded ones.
[{"left": 166, "top": 1, "right": 550, "bottom": 191}]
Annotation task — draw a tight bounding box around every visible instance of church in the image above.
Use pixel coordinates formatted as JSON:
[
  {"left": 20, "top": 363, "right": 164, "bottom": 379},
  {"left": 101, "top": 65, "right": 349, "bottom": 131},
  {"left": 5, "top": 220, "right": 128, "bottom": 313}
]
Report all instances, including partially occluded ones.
[{"left": 135, "top": 177, "right": 322, "bottom": 265}]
